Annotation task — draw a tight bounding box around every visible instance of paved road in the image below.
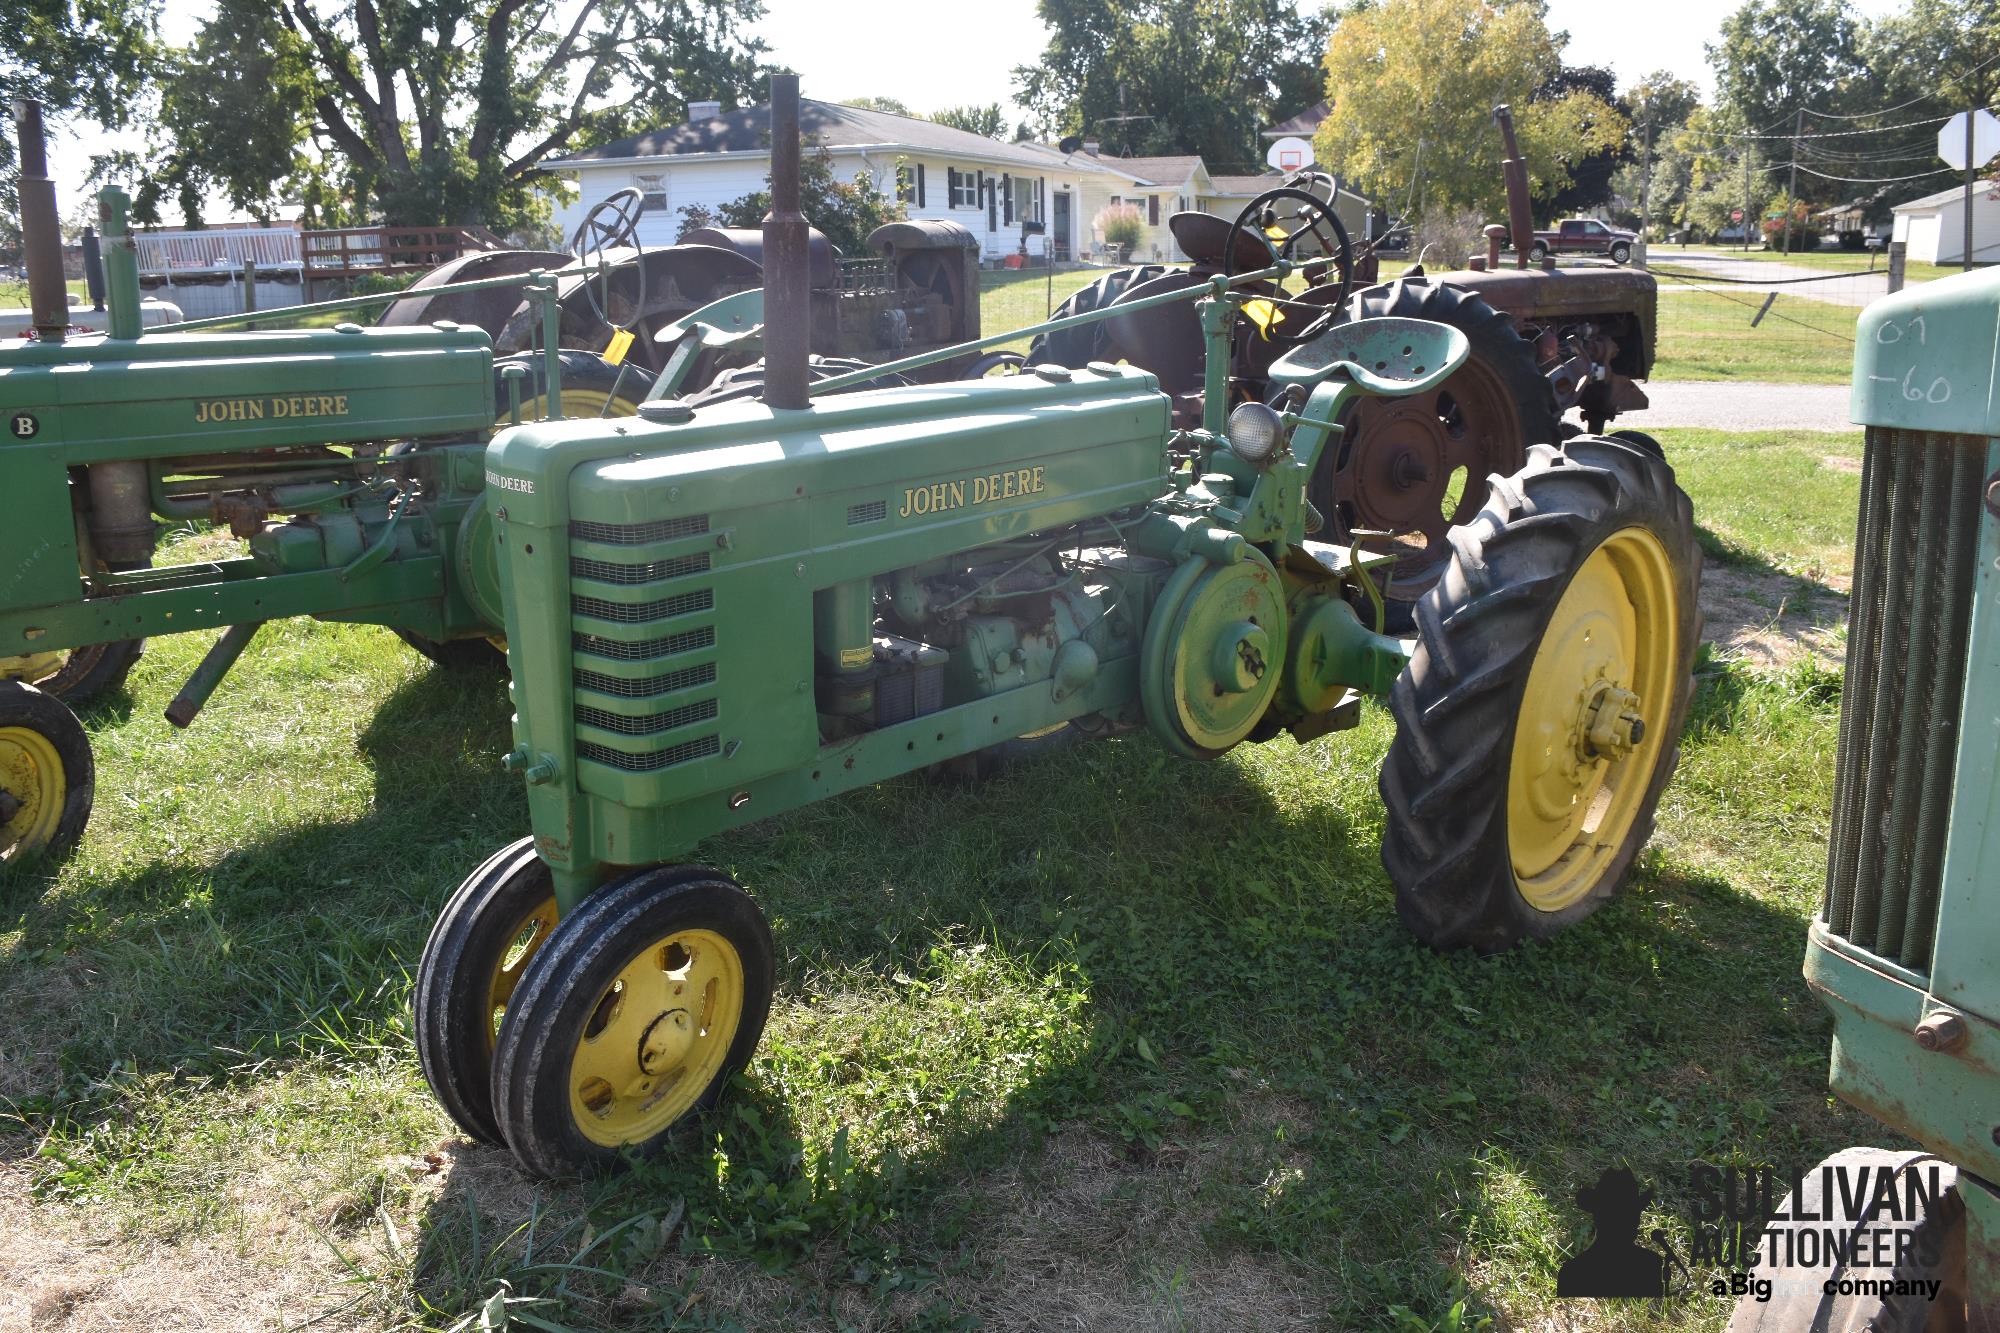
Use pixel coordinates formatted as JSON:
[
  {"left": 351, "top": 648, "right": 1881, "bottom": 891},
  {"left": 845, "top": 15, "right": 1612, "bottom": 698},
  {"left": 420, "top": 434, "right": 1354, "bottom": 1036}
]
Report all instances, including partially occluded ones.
[
  {"left": 1633, "top": 379, "right": 1854, "bottom": 432},
  {"left": 1644, "top": 250, "right": 1890, "bottom": 307}
]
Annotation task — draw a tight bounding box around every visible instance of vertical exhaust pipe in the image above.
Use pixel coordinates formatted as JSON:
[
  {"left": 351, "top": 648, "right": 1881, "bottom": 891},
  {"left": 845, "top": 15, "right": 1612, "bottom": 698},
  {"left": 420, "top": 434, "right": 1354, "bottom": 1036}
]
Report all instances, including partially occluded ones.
[
  {"left": 1492, "top": 105, "right": 1535, "bottom": 271},
  {"left": 761, "top": 74, "right": 811, "bottom": 410},
  {"left": 12, "top": 98, "right": 69, "bottom": 343}
]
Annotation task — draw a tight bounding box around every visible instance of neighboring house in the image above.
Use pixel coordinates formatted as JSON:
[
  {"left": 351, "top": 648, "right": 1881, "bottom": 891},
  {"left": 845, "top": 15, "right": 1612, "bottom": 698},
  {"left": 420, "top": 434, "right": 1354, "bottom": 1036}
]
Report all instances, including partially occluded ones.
[
  {"left": 543, "top": 99, "right": 1111, "bottom": 261},
  {"left": 1264, "top": 101, "right": 1331, "bottom": 142},
  {"left": 1014, "top": 146, "right": 1214, "bottom": 261},
  {"left": 1890, "top": 183, "right": 2000, "bottom": 266}
]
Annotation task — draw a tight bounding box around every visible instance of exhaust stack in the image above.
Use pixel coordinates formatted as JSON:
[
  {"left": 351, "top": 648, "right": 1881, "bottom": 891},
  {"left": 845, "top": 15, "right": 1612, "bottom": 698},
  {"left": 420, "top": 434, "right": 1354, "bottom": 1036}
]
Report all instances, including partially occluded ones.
[
  {"left": 12, "top": 98, "right": 69, "bottom": 343},
  {"left": 1492, "top": 105, "right": 1535, "bottom": 271},
  {"left": 760, "top": 74, "right": 811, "bottom": 410}
]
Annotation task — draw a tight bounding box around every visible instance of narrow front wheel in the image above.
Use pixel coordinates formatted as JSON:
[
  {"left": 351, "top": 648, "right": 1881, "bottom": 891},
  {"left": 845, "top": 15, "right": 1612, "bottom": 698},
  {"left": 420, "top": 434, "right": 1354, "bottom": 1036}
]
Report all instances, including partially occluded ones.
[{"left": 491, "top": 865, "right": 775, "bottom": 1176}]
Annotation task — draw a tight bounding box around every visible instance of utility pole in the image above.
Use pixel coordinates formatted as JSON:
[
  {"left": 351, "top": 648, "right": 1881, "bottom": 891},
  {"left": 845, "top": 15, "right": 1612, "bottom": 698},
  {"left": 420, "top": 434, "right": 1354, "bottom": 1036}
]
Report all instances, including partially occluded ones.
[
  {"left": 1784, "top": 108, "right": 1803, "bottom": 255},
  {"left": 1635, "top": 118, "right": 1655, "bottom": 264},
  {"left": 1742, "top": 148, "right": 1754, "bottom": 252}
]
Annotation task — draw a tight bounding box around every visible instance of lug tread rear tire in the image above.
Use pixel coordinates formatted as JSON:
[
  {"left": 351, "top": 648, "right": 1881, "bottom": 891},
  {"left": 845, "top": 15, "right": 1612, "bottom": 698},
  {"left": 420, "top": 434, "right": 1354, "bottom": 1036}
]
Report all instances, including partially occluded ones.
[
  {"left": 1380, "top": 436, "right": 1701, "bottom": 952},
  {"left": 491, "top": 866, "right": 774, "bottom": 1177},
  {"left": 1026, "top": 264, "right": 1172, "bottom": 367}
]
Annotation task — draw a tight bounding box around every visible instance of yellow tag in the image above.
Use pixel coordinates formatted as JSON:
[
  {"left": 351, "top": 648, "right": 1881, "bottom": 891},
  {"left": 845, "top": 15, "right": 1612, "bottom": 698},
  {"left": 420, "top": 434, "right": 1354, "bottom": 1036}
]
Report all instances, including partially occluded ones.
[
  {"left": 1242, "top": 298, "right": 1284, "bottom": 340},
  {"left": 603, "top": 328, "right": 635, "bottom": 366}
]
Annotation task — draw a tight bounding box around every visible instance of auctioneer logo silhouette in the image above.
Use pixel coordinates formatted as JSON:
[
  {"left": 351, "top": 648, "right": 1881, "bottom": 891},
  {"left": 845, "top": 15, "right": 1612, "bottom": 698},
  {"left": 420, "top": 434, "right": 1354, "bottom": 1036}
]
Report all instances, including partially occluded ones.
[{"left": 1557, "top": 1167, "right": 1690, "bottom": 1299}]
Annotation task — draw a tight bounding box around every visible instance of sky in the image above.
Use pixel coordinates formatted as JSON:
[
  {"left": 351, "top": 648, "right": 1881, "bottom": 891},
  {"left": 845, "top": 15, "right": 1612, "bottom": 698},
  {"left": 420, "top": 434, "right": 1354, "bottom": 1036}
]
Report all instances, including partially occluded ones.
[{"left": 44, "top": 0, "right": 1915, "bottom": 220}]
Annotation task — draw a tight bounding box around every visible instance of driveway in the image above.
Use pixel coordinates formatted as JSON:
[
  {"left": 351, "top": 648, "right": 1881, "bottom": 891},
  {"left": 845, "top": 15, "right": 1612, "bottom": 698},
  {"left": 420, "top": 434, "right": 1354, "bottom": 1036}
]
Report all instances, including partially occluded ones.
[
  {"left": 1643, "top": 250, "right": 1890, "bottom": 308},
  {"left": 1631, "top": 379, "right": 1854, "bottom": 432}
]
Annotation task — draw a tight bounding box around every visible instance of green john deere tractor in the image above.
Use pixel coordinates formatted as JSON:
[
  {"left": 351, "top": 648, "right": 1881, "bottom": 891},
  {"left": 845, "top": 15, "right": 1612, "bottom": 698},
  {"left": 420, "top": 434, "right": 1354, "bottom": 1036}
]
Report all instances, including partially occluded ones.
[
  {"left": 1724, "top": 269, "right": 2000, "bottom": 1331},
  {"left": 384, "top": 77, "right": 1704, "bottom": 1176}
]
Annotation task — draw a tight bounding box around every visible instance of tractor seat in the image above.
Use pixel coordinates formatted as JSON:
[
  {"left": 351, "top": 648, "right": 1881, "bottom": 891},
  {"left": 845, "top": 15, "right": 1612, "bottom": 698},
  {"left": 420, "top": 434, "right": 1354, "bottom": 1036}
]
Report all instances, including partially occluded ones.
[{"left": 1267, "top": 316, "right": 1468, "bottom": 398}]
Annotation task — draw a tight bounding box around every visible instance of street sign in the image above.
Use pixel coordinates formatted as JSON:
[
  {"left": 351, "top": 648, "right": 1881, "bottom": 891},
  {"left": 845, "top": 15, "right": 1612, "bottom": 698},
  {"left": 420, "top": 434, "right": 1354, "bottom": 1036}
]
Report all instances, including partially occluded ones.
[
  {"left": 1267, "top": 136, "right": 1314, "bottom": 172},
  {"left": 1730, "top": 208, "right": 1743, "bottom": 222},
  {"left": 1938, "top": 109, "right": 2000, "bottom": 171}
]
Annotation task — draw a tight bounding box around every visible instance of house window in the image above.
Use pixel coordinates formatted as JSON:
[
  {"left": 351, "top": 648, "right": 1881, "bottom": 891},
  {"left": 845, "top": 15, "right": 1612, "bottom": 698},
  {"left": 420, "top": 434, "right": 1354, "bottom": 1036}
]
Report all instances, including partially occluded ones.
[
  {"left": 1148, "top": 195, "right": 1160, "bottom": 225},
  {"left": 634, "top": 173, "right": 666, "bottom": 206},
  {"left": 897, "top": 164, "right": 915, "bottom": 205},
  {"left": 948, "top": 167, "right": 978, "bottom": 208}
]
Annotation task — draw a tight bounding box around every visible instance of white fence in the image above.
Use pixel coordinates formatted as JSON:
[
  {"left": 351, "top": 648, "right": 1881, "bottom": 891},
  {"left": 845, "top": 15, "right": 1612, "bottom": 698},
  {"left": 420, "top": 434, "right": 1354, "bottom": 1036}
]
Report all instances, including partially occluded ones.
[{"left": 133, "top": 226, "right": 301, "bottom": 275}]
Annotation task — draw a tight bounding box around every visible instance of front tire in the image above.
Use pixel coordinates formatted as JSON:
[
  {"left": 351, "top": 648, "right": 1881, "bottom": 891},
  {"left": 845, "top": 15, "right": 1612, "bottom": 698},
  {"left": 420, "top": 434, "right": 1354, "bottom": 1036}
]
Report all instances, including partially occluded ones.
[
  {"left": 1528, "top": 242, "right": 1549, "bottom": 263},
  {"left": 414, "top": 838, "right": 560, "bottom": 1144},
  {"left": 0, "top": 681, "right": 93, "bottom": 865},
  {"left": 1610, "top": 241, "right": 1632, "bottom": 265},
  {"left": 1380, "top": 437, "right": 1700, "bottom": 951},
  {"left": 491, "top": 865, "right": 775, "bottom": 1177}
]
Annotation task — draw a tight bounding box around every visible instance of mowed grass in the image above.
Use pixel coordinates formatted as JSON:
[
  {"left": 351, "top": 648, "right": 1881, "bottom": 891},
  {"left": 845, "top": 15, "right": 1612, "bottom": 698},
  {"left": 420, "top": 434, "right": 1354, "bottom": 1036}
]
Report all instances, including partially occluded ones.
[
  {"left": 1651, "top": 288, "right": 1856, "bottom": 384},
  {"left": 0, "top": 430, "right": 1877, "bottom": 1331},
  {"left": 1673, "top": 245, "right": 1976, "bottom": 286}
]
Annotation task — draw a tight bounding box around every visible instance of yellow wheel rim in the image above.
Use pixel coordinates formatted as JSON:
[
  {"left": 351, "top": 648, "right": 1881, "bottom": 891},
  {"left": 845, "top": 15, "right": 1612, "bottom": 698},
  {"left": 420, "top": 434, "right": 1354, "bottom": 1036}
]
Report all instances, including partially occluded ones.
[
  {"left": 568, "top": 927, "right": 745, "bottom": 1146},
  {"left": 1506, "top": 526, "right": 1678, "bottom": 913},
  {"left": 0, "top": 653, "right": 66, "bottom": 687},
  {"left": 485, "top": 896, "right": 559, "bottom": 1053},
  {"left": 517, "top": 389, "right": 635, "bottom": 423},
  {"left": 0, "top": 724, "right": 67, "bottom": 859}
]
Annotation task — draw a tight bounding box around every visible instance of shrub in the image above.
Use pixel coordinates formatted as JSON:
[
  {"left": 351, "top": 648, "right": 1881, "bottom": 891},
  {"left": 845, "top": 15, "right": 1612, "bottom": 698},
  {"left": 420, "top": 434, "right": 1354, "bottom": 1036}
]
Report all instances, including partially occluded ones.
[{"left": 1094, "top": 203, "right": 1143, "bottom": 254}]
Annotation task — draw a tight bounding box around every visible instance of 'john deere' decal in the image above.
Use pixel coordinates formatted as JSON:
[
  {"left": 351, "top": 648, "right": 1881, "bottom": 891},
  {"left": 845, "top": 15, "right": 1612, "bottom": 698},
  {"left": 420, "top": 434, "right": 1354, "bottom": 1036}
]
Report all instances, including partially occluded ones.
[
  {"left": 195, "top": 394, "right": 352, "bottom": 424},
  {"left": 898, "top": 466, "right": 1047, "bottom": 519}
]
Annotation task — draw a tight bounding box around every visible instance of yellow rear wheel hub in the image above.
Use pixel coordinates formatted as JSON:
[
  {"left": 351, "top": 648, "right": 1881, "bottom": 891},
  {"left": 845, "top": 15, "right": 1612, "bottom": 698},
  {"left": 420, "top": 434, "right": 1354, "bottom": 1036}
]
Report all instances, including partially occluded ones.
[
  {"left": 0, "top": 724, "right": 67, "bottom": 859},
  {"left": 568, "top": 927, "right": 744, "bottom": 1146},
  {"left": 1507, "top": 526, "right": 1678, "bottom": 913}
]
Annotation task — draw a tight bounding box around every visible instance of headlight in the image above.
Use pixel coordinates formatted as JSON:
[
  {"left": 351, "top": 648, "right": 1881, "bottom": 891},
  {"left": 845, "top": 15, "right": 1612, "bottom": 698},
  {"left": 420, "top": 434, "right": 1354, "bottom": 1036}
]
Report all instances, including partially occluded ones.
[{"left": 1226, "top": 401, "right": 1284, "bottom": 467}]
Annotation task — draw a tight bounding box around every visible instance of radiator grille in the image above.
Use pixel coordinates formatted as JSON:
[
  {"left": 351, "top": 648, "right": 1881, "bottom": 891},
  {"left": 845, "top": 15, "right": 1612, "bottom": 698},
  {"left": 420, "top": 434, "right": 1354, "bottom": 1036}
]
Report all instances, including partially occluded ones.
[
  {"left": 579, "top": 734, "right": 721, "bottom": 772},
  {"left": 1821, "top": 428, "right": 1985, "bottom": 973},
  {"left": 571, "top": 552, "right": 711, "bottom": 585},
  {"left": 574, "top": 627, "right": 715, "bottom": 661},
  {"left": 572, "top": 589, "right": 714, "bottom": 623},
  {"left": 570, "top": 514, "right": 710, "bottom": 544},
  {"left": 576, "top": 698, "right": 719, "bottom": 736},
  {"left": 574, "top": 662, "right": 716, "bottom": 698},
  {"left": 848, "top": 499, "right": 888, "bottom": 525}
]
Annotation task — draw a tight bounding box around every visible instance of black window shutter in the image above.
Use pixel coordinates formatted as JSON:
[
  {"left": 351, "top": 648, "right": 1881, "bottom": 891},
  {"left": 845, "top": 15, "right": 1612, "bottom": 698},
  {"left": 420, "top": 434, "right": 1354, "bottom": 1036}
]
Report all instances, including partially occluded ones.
[
  {"left": 1149, "top": 195, "right": 1160, "bottom": 225},
  {"left": 917, "top": 164, "right": 925, "bottom": 208},
  {"left": 1003, "top": 176, "right": 1013, "bottom": 224}
]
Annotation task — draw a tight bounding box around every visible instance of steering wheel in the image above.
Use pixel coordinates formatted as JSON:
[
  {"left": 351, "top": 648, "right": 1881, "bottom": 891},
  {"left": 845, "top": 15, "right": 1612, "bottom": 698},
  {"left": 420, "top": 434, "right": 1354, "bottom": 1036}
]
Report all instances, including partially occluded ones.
[
  {"left": 568, "top": 187, "right": 645, "bottom": 257},
  {"left": 1222, "top": 182, "right": 1355, "bottom": 345}
]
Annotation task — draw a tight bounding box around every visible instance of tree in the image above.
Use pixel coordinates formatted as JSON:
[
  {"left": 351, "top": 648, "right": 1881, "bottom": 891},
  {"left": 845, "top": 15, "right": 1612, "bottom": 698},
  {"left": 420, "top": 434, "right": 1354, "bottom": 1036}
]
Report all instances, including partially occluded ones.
[
  {"left": 1867, "top": 0, "right": 1999, "bottom": 111},
  {"left": 1707, "top": 0, "right": 1864, "bottom": 132},
  {"left": 1608, "top": 72, "right": 1704, "bottom": 233},
  {"left": 0, "top": 0, "right": 158, "bottom": 252},
  {"left": 702, "top": 142, "right": 902, "bottom": 257},
  {"left": 1537, "top": 62, "right": 1622, "bottom": 215},
  {"left": 1014, "top": 0, "right": 1331, "bottom": 171},
  {"left": 843, "top": 95, "right": 914, "bottom": 117},
  {"left": 137, "top": 0, "right": 769, "bottom": 229},
  {"left": 931, "top": 103, "right": 1007, "bottom": 139},
  {"left": 1314, "top": 0, "right": 1628, "bottom": 222}
]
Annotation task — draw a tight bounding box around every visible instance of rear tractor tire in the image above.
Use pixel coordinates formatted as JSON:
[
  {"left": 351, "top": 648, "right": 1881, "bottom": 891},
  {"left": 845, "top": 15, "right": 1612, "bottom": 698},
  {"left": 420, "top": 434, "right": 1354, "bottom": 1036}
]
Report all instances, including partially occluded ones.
[
  {"left": 1381, "top": 436, "right": 1701, "bottom": 952},
  {"left": 0, "top": 681, "right": 93, "bottom": 866},
  {"left": 1025, "top": 264, "right": 1173, "bottom": 367},
  {"left": 491, "top": 864, "right": 775, "bottom": 1177}
]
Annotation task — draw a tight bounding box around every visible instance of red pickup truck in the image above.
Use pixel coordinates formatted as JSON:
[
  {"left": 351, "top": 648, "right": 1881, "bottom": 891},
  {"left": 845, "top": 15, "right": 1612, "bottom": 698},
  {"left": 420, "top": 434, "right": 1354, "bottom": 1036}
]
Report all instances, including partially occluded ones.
[{"left": 1527, "top": 218, "right": 1638, "bottom": 265}]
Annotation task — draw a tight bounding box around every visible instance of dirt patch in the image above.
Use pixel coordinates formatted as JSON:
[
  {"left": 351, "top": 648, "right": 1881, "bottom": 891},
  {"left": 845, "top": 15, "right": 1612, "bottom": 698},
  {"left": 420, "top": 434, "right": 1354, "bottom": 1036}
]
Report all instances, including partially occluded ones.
[
  {"left": 0, "top": 1164, "right": 380, "bottom": 1332},
  {"left": 1820, "top": 454, "right": 1863, "bottom": 475},
  {"left": 1700, "top": 563, "right": 1846, "bottom": 671}
]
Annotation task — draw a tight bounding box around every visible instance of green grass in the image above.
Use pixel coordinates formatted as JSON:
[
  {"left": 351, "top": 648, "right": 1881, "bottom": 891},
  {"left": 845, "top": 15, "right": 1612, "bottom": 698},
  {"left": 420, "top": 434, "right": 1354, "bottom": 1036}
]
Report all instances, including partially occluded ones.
[
  {"left": 0, "top": 430, "right": 1875, "bottom": 1330},
  {"left": 1651, "top": 289, "right": 1856, "bottom": 383},
  {"left": 0, "top": 278, "right": 87, "bottom": 306}
]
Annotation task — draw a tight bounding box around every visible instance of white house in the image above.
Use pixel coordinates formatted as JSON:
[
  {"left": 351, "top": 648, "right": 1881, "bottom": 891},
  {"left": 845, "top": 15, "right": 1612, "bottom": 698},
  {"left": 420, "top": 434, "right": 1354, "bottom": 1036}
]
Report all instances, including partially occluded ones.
[
  {"left": 1891, "top": 182, "right": 2000, "bottom": 266},
  {"left": 543, "top": 99, "right": 1112, "bottom": 262}
]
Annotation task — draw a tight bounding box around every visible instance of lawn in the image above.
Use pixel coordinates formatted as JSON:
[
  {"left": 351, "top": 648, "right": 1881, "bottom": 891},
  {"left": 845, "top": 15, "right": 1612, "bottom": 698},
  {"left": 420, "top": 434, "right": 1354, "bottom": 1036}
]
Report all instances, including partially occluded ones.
[
  {"left": 1670, "top": 245, "right": 1975, "bottom": 287},
  {"left": 0, "top": 427, "right": 1878, "bottom": 1331},
  {"left": 1651, "top": 288, "right": 1856, "bottom": 384}
]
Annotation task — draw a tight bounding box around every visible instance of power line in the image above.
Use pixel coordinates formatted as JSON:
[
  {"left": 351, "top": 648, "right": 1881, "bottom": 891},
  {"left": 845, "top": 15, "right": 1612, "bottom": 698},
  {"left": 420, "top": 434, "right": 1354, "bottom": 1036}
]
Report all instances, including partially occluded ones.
[
  {"left": 1799, "top": 50, "right": 2000, "bottom": 119},
  {"left": 1792, "top": 163, "right": 1959, "bottom": 183}
]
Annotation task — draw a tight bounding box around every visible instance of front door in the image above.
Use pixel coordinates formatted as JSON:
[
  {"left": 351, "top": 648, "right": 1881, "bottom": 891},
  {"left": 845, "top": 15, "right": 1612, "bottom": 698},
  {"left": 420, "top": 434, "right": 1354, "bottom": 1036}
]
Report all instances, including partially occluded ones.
[{"left": 1052, "top": 191, "right": 1071, "bottom": 259}]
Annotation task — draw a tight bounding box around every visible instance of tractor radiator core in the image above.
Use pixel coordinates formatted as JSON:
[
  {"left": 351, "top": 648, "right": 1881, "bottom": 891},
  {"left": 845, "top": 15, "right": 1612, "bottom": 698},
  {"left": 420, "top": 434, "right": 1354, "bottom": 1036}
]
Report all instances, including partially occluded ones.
[{"left": 1821, "top": 427, "right": 1986, "bottom": 973}]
